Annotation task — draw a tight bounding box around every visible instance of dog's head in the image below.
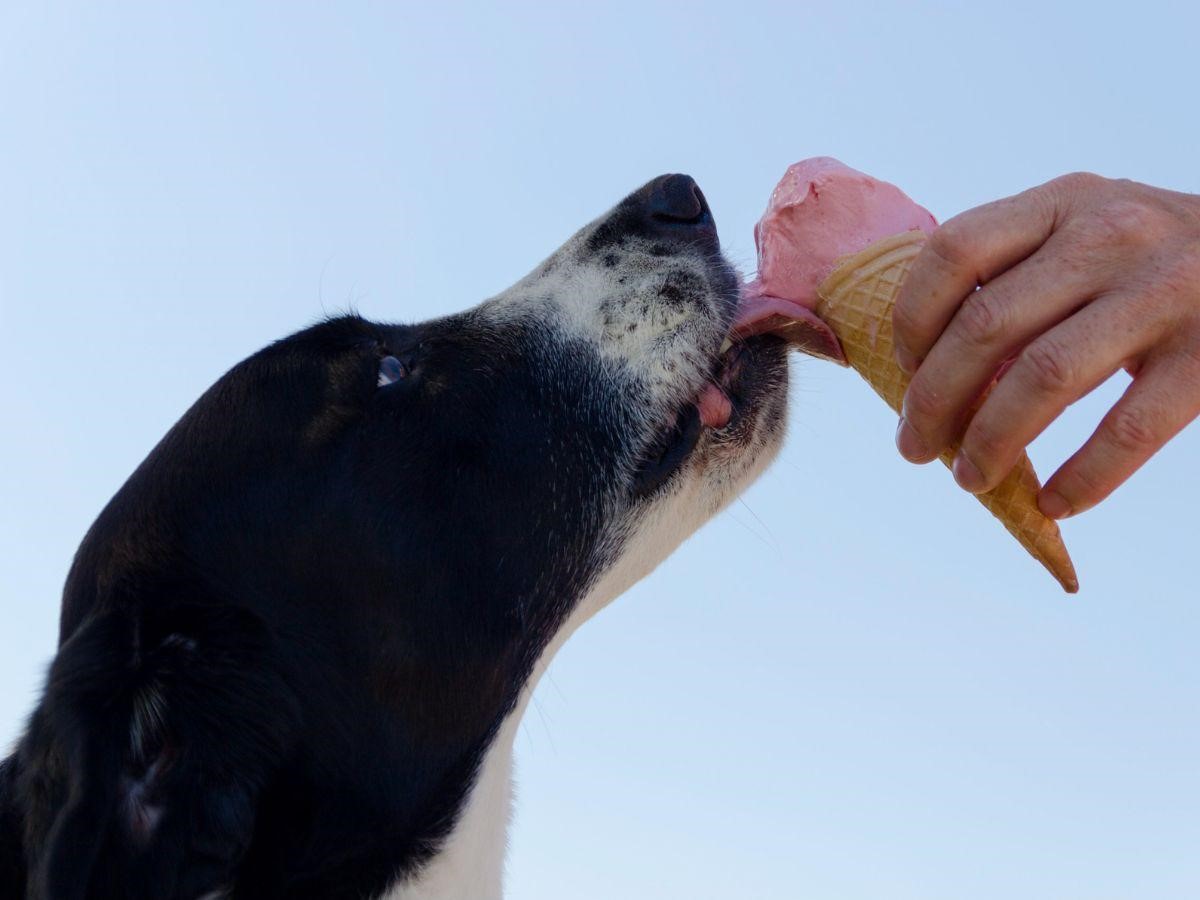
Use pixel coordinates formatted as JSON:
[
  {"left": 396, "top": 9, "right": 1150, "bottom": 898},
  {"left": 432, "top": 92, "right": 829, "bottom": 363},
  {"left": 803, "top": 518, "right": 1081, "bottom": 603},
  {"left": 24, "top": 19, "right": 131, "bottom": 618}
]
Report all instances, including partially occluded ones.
[
  {"left": 26, "top": 175, "right": 792, "bottom": 895},
  {"left": 65, "top": 174, "right": 789, "bottom": 670}
]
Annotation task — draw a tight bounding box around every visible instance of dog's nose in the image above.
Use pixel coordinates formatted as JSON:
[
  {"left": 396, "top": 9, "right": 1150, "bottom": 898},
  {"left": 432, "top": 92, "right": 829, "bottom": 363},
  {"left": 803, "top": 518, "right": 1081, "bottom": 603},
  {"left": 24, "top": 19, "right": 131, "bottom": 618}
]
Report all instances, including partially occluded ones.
[
  {"left": 631, "top": 174, "right": 716, "bottom": 244},
  {"left": 646, "top": 174, "right": 709, "bottom": 223},
  {"left": 596, "top": 174, "right": 720, "bottom": 253}
]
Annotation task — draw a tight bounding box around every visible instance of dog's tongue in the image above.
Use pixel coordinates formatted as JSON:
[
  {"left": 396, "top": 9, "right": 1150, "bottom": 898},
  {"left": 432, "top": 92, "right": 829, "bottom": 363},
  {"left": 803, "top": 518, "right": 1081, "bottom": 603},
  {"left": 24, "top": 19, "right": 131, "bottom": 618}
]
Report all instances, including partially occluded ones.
[
  {"left": 732, "top": 283, "right": 848, "bottom": 364},
  {"left": 734, "top": 157, "right": 938, "bottom": 364},
  {"left": 696, "top": 382, "right": 732, "bottom": 428}
]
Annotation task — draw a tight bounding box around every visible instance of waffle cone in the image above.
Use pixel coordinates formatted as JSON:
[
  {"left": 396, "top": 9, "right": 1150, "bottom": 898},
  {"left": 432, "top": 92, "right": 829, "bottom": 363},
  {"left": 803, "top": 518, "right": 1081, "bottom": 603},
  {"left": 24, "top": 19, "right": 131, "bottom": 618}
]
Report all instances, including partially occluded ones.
[{"left": 815, "top": 232, "right": 1079, "bottom": 593}]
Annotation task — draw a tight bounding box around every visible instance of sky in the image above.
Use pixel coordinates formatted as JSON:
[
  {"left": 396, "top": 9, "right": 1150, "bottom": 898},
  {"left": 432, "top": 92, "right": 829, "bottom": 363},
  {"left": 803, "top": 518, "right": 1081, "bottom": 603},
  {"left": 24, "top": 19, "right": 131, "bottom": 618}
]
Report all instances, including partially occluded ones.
[{"left": 2, "top": 2, "right": 1198, "bottom": 898}]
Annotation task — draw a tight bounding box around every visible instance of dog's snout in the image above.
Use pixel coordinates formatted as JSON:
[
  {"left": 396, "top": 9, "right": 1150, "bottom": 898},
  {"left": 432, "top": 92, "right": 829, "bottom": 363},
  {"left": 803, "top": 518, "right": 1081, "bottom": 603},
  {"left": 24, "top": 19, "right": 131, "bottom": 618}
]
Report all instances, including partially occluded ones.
[
  {"left": 646, "top": 174, "right": 709, "bottom": 224},
  {"left": 589, "top": 173, "right": 720, "bottom": 254}
]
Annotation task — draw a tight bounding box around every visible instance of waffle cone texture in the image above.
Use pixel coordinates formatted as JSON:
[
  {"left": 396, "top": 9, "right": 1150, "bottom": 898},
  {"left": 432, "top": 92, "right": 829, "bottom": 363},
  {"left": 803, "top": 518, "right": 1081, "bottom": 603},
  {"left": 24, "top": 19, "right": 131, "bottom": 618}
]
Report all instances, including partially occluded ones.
[{"left": 816, "top": 232, "right": 1079, "bottom": 592}]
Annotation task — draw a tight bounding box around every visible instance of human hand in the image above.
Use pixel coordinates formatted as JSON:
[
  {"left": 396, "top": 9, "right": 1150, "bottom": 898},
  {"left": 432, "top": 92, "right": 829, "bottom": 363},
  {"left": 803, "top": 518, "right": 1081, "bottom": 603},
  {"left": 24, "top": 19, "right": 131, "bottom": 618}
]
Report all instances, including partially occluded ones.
[{"left": 891, "top": 173, "right": 1200, "bottom": 519}]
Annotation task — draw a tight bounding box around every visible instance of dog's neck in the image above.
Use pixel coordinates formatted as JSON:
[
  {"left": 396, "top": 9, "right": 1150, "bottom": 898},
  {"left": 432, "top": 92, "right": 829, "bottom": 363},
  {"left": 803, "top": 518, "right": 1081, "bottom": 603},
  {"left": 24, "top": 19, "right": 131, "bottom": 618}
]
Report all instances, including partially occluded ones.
[
  {"left": 382, "top": 708, "right": 522, "bottom": 900},
  {"left": 385, "top": 518, "right": 677, "bottom": 900},
  {"left": 381, "top": 629, "right": 571, "bottom": 900}
]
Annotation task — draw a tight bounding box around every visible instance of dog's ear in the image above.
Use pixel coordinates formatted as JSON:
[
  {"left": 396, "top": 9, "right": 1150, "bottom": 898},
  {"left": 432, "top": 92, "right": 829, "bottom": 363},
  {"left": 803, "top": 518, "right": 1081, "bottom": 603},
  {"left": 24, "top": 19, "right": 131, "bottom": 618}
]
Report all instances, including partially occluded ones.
[
  {"left": 19, "top": 605, "right": 299, "bottom": 900},
  {"left": 0, "top": 756, "right": 27, "bottom": 899}
]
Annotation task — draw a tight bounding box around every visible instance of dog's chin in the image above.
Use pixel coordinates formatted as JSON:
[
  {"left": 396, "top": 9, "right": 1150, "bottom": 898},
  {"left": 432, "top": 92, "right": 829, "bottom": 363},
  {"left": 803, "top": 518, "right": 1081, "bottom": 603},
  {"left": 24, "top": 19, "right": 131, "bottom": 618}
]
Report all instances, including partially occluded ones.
[
  {"left": 694, "top": 333, "right": 790, "bottom": 473},
  {"left": 631, "top": 333, "right": 790, "bottom": 503}
]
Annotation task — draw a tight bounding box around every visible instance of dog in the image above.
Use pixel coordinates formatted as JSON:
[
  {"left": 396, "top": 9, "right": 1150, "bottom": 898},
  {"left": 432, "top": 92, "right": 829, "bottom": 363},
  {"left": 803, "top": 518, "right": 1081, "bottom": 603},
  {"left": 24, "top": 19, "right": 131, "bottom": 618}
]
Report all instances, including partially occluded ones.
[{"left": 0, "top": 174, "right": 794, "bottom": 899}]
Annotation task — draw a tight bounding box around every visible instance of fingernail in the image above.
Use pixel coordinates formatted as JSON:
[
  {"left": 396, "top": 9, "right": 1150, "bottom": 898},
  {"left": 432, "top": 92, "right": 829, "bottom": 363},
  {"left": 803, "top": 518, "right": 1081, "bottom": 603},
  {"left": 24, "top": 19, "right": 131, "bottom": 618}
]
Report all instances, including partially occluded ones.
[
  {"left": 895, "top": 344, "right": 921, "bottom": 375},
  {"left": 1039, "top": 490, "right": 1073, "bottom": 519},
  {"left": 952, "top": 452, "right": 986, "bottom": 493},
  {"left": 895, "top": 418, "right": 932, "bottom": 463}
]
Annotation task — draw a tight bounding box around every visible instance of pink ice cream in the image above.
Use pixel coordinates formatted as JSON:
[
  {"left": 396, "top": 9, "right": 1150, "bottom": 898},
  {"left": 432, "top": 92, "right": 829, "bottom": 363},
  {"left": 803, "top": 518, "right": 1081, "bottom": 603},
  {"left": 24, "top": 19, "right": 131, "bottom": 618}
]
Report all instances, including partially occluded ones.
[{"left": 734, "top": 157, "right": 937, "bottom": 362}]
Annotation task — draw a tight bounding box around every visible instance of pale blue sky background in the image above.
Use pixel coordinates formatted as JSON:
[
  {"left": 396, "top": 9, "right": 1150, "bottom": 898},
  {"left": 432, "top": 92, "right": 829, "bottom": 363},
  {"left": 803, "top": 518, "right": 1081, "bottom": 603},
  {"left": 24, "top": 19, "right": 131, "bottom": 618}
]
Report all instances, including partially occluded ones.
[{"left": 2, "top": 3, "right": 1198, "bottom": 898}]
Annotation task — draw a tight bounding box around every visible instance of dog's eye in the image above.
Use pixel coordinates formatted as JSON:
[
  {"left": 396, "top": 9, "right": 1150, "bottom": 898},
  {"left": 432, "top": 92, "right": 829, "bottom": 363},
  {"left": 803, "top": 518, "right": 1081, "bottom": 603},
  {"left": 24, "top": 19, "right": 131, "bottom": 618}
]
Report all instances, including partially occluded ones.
[{"left": 377, "top": 355, "right": 410, "bottom": 387}]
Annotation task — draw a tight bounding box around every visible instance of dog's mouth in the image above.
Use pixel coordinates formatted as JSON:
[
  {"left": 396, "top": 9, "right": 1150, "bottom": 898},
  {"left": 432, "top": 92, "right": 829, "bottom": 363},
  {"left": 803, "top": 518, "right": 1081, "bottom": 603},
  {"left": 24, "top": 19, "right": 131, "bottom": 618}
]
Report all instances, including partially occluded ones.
[
  {"left": 694, "top": 282, "right": 848, "bottom": 432},
  {"left": 631, "top": 282, "right": 849, "bottom": 497},
  {"left": 694, "top": 339, "right": 753, "bottom": 430},
  {"left": 630, "top": 334, "right": 777, "bottom": 496},
  {"left": 631, "top": 401, "right": 704, "bottom": 497},
  {"left": 731, "top": 282, "right": 846, "bottom": 366},
  {"left": 691, "top": 282, "right": 849, "bottom": 429},
  {"left": 630, "top": 336, "right": 747, "bottom": 496}
]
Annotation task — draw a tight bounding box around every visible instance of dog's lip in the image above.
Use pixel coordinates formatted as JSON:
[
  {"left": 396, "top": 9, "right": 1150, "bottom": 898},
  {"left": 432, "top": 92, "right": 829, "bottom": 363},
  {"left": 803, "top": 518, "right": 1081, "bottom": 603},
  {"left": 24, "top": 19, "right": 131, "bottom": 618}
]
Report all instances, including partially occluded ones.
[
  {"left": 694, "top": 342, "right": 740, "bottom": 429},
  {"left": 694, "top": 278, "right": 848, "bottom": 429},
  {"left": 696, "top": 380, "right": 732, "bottom": 429},
  {"left": 693, "top": 340, "right": 754, "bottom": 430}
]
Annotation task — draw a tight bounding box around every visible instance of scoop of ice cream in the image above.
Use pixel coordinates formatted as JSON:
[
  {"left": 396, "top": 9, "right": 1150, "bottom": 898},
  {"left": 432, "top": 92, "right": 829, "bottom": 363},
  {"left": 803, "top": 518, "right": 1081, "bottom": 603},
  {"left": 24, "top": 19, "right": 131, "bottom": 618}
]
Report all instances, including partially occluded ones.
[
  {"left": 754, "top": 157, "right": 937, "bottom": 304},
  {"left": 734, "top": 157, "right": 937, "bottom": 361}
]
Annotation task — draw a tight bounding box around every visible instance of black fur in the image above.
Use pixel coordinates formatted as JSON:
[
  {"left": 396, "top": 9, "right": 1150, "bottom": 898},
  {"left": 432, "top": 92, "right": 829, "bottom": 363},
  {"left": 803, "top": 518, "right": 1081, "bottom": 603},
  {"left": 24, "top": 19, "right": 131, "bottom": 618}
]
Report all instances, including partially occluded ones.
[
  {"left": 0, "top": 175, "right": 781, "bottom": 898},
  {"left": 2, "top": 310, "right": 633, "bottom": 898}
]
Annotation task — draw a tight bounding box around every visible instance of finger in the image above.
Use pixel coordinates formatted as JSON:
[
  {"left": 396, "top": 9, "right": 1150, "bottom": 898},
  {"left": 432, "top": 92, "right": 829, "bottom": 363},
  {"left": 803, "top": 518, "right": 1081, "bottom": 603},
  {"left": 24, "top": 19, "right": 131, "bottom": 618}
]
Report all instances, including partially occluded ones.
[
  {"left": 894, "top": 183, "right": 1060, "bottom": 372},
  {"left": 1039, "top": 347, "right": 1200, "bottom": 517},
  {"left": 897, "top": 230, "right": 1104, "bottom": 463},
  {"left": 951, "top": 293, "right": 1159, "bottom": 493}
]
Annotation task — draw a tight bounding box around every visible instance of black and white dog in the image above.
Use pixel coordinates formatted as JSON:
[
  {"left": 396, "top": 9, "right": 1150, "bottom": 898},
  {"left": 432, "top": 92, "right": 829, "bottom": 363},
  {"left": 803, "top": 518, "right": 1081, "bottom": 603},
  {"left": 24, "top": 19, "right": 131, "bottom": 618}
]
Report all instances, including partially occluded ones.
[{"left": 0, "top": 175, "right": 800, "bottom": 898}]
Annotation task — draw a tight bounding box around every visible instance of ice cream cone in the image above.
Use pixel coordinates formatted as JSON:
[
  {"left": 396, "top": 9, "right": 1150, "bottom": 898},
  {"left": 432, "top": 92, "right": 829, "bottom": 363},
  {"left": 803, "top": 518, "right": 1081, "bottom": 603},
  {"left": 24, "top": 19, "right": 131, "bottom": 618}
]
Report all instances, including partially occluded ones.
[{"left": 816, "top": 231, "right": 1079, "bottom": 593}]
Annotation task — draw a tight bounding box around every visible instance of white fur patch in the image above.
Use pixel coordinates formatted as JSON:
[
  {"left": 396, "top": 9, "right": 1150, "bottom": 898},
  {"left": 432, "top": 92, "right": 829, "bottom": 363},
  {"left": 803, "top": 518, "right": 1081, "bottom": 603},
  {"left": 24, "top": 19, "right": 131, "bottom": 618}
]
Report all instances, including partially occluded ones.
[
  {"left": 385, "top": 417, "right": 786, "bottom": 899},
  {"left": 480, "top": 225, "right": 728, "bottom": 424}
]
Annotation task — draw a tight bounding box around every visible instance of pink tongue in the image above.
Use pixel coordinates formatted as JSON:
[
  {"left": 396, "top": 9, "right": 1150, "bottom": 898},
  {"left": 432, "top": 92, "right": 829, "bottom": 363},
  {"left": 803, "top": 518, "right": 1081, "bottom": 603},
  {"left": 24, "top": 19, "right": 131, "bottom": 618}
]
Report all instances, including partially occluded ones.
[
  {"left": 696, "top": 382, "right": 732, "bottom": 429},
  {"left": 734, "top": 282, "right": 848, "bottom": 365}
]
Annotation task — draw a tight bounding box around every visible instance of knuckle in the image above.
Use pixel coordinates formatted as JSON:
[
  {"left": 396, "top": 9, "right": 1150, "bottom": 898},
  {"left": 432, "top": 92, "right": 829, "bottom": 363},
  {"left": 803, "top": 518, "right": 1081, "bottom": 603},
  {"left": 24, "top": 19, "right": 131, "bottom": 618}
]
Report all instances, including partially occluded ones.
[
  {"left": 1090, "top": 199, "right": 1157, "bottom": 246},
  {"left": 1102, "top": 404, "right": 1160, "bottom": 455},
  {"left": 927, "top": 217, "right": 974, "bottom": 267},
  {"left": 903, "top": 378, "right": 942, "bottom": 424},
  {"left": 956, "top": 292, "right": 1008, "bottom": 348},
  {"left": 891, "top": 296, "right": 925, "bottom": 345},
  {"left": 1051, "top": 171, "right": 1106, "bottom": 196},
  {"left": 1019, "top": 339, "right": 1078, "bottom": 395},
  {"left": 964, "top": 418, "right": 1007, "bottom": 468},
  {"left": 1022, "top": 342, "right": 1075, "bottom": 395},
  {"left": 1058, "top": 460, "right": 1106, "bottom": 506}
]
